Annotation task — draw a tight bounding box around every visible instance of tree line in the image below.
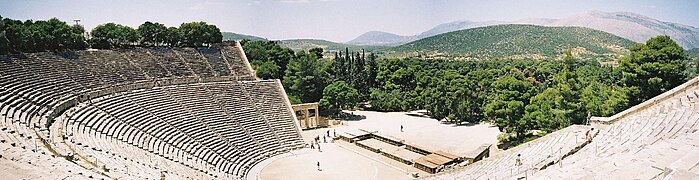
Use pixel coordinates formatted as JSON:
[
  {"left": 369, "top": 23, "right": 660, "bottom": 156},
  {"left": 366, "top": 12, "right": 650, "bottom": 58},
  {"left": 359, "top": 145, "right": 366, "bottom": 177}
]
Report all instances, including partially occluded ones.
[
  {"left": 242, "top": 40, "right": 378, "bottom": 113},
  {"left": 371, "top": 36, "right": 689, "bottom": 144},
  {"left": 1, "top": 16, "right": 222, "bottom": 54},
  {"left": 244, "top": 36, "right": 692, "bottom": 145}
]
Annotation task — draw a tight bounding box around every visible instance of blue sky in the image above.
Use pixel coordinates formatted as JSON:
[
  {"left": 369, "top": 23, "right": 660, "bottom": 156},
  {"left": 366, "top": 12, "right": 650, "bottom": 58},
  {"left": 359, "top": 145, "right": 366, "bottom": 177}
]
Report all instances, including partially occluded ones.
[{"left": 1, "top": 0, "right": 698, "bottom": 42}]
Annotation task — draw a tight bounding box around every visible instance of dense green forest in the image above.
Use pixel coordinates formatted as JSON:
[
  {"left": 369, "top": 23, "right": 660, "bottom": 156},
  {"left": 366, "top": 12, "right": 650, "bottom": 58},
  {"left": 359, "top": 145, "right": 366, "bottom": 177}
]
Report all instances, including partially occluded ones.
[
  {"left": 392, "top": 24, "right": 636, "bottom": 61},
  {"left": 0, "top": 16, "right": 222, "bottom": 54},
  {"left": 242, "top": 40, "right": 377, "bottom": 111},
  {"left": 244, "top": 36, "right": 691, "bottom": 145}
]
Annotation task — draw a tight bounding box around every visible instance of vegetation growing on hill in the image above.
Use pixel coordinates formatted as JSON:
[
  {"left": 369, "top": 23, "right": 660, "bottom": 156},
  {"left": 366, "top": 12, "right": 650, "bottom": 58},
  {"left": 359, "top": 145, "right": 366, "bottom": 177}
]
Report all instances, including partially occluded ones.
[
  {"left": 0, "top": 16, "right": 223, "bottom": 54},
  {"left": 393, "top": 24, "right": 636, "bottom": 61},
  {"left": 249, "top": 36, "right": 688, "bottom": 145},
  {"left": 222, "top": 32, "right": 265, "bottom": 41},
  {"left": 279, "top": 39, "right": 388, "bottom": 56}
]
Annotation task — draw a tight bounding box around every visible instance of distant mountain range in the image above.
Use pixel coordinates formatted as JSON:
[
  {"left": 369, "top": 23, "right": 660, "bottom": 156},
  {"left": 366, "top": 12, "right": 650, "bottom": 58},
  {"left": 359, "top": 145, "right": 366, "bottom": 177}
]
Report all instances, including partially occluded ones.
[
  {"left": 348, "top": 11, "right": 699, "bottom": 49},
  {"left": 278, "top": 39, "right": 388, "bottom": 53},
  {"left": 222, "top": 32, "right": 265, "bottom": 41},
  {"left": 688, "top": 48, "right": 699, "bottom": 58},
  {"left": 346, "top": 31, "right": 417, "bottom": 46},
  {"left": 390, "top": 24, "right": 635, "bottom": 61}
]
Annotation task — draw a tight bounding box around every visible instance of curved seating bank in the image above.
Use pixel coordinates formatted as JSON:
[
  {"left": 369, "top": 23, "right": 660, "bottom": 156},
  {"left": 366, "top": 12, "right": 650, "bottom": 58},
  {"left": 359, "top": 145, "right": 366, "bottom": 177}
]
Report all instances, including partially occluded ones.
[
  {"left": 0, "top": 42, "right": 305, "bottom": 179},
  {"left": 428, "top": 76, "right": 699, "bottom": 179}
]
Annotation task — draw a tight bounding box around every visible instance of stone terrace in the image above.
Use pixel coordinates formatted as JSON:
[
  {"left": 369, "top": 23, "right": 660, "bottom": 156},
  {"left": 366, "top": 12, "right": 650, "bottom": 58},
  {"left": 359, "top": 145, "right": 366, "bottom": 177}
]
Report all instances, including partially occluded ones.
[{"left": 0, "top": 42, "right": 304, "bottom": 179}]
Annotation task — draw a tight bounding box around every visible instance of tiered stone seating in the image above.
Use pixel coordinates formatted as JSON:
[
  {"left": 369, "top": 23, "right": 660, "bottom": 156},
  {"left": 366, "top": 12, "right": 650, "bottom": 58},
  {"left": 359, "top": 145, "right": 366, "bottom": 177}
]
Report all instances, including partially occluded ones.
[
  {"left": 59, "top": 80, "right": 302, "bottom": 179},
  {"left": 173, "top": 48, "right": 216, "bottom": 77},
  {"left": 65, "top": 103, "right": 224, "bottom": 179},
  {"left": 198, "top": 48, "right": 233, "bottom": 77},
  {"left": 531, "top": 79, "right": 699, "bottom": 179},
  {"left": 428, "top": 125, "right": 589, "bottom": 179},
  {"left": 0, "top": 41, "right": 302, "bottom": 179},
  {"left": 120, "top": 48, "right": 172, "bottom": 79},
  {"left": 47, "top": 52, "right": 105, "bottom": 89},
  {"left": 240, "top": 81, "right": 304, "bottom": 151},
  {"left": 0, "top": 142, "right": 109, "bottom": 179},
  {"left": 220, "top": 46, "right": 255, "bottom": 80},
  {"left": 147, "top": 48, "right": 195, "bottom": 77},
  {"left": 74, "top": 51, "right": 131, "bottom": 85},
  {"left": 89, "top": 50, "right": 149, "bottom": 83}
]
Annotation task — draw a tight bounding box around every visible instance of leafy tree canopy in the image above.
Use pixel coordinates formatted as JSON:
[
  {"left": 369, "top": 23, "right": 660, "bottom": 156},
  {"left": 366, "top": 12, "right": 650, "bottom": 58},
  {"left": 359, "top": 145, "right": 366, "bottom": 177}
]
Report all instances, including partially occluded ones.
[
  {"left": 620, "top": 35, "right": 687, "bottom": 104},
  {"left": 319, "top": 81, "right": 359, "bottom": 113},
  {"left": 179, "top": 22, "right": 222, "bottom": 47}
]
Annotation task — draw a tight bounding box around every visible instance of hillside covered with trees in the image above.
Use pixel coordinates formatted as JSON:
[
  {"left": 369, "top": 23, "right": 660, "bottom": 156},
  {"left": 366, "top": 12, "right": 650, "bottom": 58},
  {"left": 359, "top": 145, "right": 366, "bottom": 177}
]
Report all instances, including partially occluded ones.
[
  {"left": 245, "top": 35, "right": 691, "bottom": 146},
  {"left": 222, "top": 32, "right": 265, "bottom": 41},
  {"left": 279, "top": 39, "right": 388, "bottom": 56},
  {"left": 392, "top": 24, "right": 636, "bottom": 61}
]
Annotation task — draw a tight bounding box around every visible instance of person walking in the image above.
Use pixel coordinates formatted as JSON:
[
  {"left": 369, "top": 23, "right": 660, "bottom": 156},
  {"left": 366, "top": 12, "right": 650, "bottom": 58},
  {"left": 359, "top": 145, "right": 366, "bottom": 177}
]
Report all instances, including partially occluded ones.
[
  {"left": 400, "top": 125, "right": 404, "bottom": 132},
  {"left": 317, "top": 161, "right": 321, "bottom": 171},
  {"left": 515, "top": 154, "right": 522, "bottom": 174},
  {"left": 586, "top": 128, "right": 595, "bottom": 143},
  {"left": 310, "top": 142, "right": 315, "bottom": 149}
]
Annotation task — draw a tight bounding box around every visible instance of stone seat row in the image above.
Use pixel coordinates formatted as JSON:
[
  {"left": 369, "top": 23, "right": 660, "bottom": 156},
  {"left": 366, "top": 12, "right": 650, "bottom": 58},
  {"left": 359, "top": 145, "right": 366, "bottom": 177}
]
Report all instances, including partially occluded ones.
[
  {"left": 531, "top": 87, "right": 699, "bottom": 178},
  {"left": 61, "top": 80, "right": 303, "bottom": 178},
  {"left": 428, "top": 125, "right": 589, "bottom": 180}
]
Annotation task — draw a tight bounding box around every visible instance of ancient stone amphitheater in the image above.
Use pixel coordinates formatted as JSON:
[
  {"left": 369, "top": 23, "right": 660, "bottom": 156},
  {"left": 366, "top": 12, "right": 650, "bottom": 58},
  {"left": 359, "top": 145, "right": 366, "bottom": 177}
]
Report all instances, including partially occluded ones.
[
  {"left": 0, "top": 42, "right": 304, "bottom": 179},
  {"left": 429, "top": 77, "right": 699, "bottom": 179},
  {"left": 2, "top": 40, "right": 699, "bottom": 180}
]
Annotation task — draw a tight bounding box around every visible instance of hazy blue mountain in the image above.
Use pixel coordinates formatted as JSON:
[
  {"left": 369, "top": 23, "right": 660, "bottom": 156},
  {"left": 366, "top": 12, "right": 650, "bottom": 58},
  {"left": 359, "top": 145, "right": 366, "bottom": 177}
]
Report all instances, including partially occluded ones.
[
  {"left": 279, "top": 39, "right": 388, "bottom": 53},
  {"left": 416, "top": 20, "right": 502, "bottom": 39},
  {"left": 514, "top": 11, "right": 699, "bottom": 49},
  {"left": 346, "top": 31, "right": 416, "bottom": 46},
  {"left": 348, "top": 11, "right": 699, "bottom": 49},
  {"left": 222, "top": 32, "right": 265, "bottom": 41},
  {"left": 687, "top": 48, "right": 699, "bottom": 58}
]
